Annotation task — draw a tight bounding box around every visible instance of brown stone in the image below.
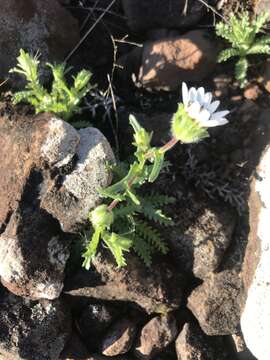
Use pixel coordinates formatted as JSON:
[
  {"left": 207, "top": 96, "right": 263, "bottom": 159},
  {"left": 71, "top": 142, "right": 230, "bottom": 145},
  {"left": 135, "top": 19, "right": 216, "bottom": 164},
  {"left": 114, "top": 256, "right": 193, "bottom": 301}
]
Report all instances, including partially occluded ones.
[{"left": 137, "top": 31, "right": 219, "bottom": 91}]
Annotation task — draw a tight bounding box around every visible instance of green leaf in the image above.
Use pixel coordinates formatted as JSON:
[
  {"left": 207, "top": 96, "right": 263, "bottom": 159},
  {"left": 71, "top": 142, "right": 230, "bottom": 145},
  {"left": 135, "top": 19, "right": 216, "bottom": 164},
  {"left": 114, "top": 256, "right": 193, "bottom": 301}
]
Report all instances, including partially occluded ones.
[
  {"left": 82, "top": 228, "right": 101, "bottom": 270},
  {"left": 103, "top": 232, "right": 132, "bottom": 267},
  {"left": 148, "top": 150, "right": 165, "bottom": 183},
  {"left": 218, "top": 48, "right": 240, "bottom": 62},
  {"left": 235, "top": 57, "right": 249, "bottom": 88}
]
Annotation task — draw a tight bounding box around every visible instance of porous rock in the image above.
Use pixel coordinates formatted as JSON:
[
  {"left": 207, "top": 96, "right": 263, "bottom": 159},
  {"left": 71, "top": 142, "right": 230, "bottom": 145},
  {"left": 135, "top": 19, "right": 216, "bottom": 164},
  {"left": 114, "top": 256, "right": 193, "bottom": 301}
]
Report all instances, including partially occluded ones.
[
  {"left": 0, "top": 0, "right": 79, "bottom": 82},
  {"left": 134, "top": 313, "right": 178, "bottom": 359},
  {"left": 0, "top": 292, "right": 71, "bottom": 360},
  {"left": 66, "top": 250, "right": 183, "bottom": 314},
  {"left": 169, "top": 205, "right": 236, "bottom": 279},
  {"left": 175, "top": 322, "right": 231, "bottom": 360},
  {"left": 187, "top": 271, "right": 243, "bottom": 335},
  {"left": 102, "top": 317, "right": 137, "bottom": 356},
  {"left": 0, "top": 111, "right": 113, "bottom": 299},
  {"left": 241, "top": 145, "right": 270, "bottom": 360},
  {"left": 121, "top": 0, "right": 206, "bottom": 33},
  {"left": 136, "top": 31, "right": 219, "bottom": 91}
]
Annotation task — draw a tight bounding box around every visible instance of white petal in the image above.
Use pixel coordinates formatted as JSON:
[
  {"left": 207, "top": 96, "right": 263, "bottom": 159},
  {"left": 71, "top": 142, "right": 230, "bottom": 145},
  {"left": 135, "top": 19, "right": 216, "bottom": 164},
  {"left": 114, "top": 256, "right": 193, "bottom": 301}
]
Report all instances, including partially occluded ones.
[
  {"left": 187, "top": 101, "right": 201, "bottom": 119},
  {"left": 199, "top": 109, "right": 211, "bottom": 123},
  {"left": 189, "top": 87, "right": 197, "bottom": 103},
  {"left": 208, "top": 100, "right": 220, "bottom": 114},
  {"left": 201, "top": 118, "right": 229, "bottom": 127},
  {"left": 197, "top": 87, "right": 205, "bottom": 105},
  {"left": 203, "top": 92, "right": 212, "bottom": 107},
  {"left": 182, "top": 82, "right": 189, "bottom": 108},
  {"left": 210, "top": 110, "right": 230, "bottom": 120}
]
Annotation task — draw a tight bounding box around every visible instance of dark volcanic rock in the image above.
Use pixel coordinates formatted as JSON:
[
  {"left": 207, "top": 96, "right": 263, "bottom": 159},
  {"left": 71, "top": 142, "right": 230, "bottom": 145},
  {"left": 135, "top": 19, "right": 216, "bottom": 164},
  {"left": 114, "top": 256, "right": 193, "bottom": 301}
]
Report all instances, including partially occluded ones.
[
  {"left": 121, "top": 0, "right": 206, "bottom": 33},
  {"left": 66, "top": 250, "right": 183, "bottom": 314},
  {"left": 0, "top": 292, "right": 71, "bottom": 360},
  {"left": 187, "top": 271, "right": 243, "bottom": 335}
]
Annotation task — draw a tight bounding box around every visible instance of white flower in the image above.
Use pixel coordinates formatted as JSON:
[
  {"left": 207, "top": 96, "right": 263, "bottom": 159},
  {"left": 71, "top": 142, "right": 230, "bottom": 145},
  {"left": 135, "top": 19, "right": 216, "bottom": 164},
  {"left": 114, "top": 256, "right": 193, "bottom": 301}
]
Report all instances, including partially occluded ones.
[{"left": 182, "top": 82, "right": 229, "bottom": 127}]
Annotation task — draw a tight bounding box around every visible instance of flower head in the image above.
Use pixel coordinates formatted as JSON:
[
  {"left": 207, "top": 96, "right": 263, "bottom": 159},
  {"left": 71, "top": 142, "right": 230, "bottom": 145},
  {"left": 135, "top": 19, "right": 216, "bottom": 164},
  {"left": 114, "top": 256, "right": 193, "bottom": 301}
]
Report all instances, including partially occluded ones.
[
  {"left": 182, "top": 82, "right": 229, "bottom": 127},
  {"left": 171, "top": 83, "right": 229, "bottom": 144}
]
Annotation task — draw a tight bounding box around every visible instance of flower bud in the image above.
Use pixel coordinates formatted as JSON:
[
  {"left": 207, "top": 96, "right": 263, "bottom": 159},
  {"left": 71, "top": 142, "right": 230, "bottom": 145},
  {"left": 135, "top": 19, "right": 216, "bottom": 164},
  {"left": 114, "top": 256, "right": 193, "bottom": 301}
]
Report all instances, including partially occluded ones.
[
  {"left": 133, "top": 128, "right": 152, "bottom": 152},
  {"left": 90, "top": 204, "right": 114, "bottom": 230}
]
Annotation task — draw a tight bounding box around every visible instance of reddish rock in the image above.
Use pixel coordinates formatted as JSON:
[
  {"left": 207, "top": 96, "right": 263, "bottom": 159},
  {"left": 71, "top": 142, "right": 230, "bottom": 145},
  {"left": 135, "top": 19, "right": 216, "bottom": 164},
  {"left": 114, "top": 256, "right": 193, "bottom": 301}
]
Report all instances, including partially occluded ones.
[
  {"left": 134, "top": 313, "right": 178, "bottom": 359},
  {"left": 263, "top": 59, "right": 270, "bottom": 93},
  {"left": 0, "top": 0, "right": 79, "bottom": 82},
  {"left": 136, "top": 31, "right": 219, "bottom": 91},
  {"left": 243, "top": 85, "right": 260, "bottom": 100}
]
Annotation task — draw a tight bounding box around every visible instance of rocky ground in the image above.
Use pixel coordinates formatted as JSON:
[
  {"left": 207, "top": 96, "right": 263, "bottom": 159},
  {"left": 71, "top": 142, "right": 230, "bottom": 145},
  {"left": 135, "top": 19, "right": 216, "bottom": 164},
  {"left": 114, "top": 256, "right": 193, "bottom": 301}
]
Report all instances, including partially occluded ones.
[{"left": 0, "top": 1, "right": 270, "bottom": 360}]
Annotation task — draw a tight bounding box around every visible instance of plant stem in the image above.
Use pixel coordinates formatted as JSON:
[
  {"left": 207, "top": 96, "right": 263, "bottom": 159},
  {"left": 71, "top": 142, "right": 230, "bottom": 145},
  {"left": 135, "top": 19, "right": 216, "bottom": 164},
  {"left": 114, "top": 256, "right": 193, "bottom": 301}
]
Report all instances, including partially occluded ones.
[{"left": 107, "top": 136, "right": 179, "bottom": 212}]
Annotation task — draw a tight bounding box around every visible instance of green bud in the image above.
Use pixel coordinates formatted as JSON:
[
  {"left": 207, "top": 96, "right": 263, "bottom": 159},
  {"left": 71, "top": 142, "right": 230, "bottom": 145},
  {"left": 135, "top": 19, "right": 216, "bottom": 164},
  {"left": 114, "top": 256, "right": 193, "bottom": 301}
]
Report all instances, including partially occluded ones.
[
  {"left": 90, "top": 204, "right": 114, "bottom": 230},
  {"left": 129, "top": 115, "right": 152, "bottom": 152},
  {"left": 171, "top": 104, "right": 209, "bottom": 144}
]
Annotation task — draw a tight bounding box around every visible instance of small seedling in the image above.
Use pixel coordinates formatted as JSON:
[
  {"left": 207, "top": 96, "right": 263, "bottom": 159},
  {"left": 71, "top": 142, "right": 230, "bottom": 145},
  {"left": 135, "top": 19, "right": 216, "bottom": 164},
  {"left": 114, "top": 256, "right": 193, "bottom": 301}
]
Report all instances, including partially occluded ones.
[
  {"left": 216, "top": 11, "right": 270, "bottom": 87},
  {"left": 9, "top": 49, "right": 93, "bottom": 120}
]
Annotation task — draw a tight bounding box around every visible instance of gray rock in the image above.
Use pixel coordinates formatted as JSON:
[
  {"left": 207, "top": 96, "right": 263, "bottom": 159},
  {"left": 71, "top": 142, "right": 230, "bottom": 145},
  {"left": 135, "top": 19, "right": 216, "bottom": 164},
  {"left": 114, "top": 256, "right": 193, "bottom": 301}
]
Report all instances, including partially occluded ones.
[
  {"left": 241, "top": 145, "right": 270, "bottom": 360},
  {"left": 42, "top": 126, "right": 115, "bottom": 232},
  {"left": 136, "top": 31, "right": 219, "bottom": 91},
  {"left": 169, "top": 205, "right": 236, "bottom": 279},
  {"left": 0, "top": 0, "right": 79, "bottom": 83},
  {"left": 102, "top": 317, "right": 137, "bottom": 356},
  {"left": 134, "top": 313, "right": 178, "bottom": 359},
  {"left": 187, "top": 271, "right": 243, "bottom": 335},
  {"left": 0, "top": 292, "right": 71, "bottom": 360},
  {"left": 121, "top": 0, "right": 206, "bottom": 33},
  {"left": 66, "top": 249, "right": 183, "bottom": 314}
]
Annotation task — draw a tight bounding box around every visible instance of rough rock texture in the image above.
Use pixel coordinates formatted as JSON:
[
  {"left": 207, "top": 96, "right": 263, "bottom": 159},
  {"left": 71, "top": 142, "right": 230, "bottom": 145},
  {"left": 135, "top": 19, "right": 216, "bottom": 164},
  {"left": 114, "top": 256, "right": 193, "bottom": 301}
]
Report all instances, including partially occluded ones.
[
  {"left": 169, "top": 206, "right": 235, "bottom": 279},
  {"left": 175, "top": 322, "right": 230, "bottom": 360},
  {"left": 241, "top": 145, "right": 270, "bottom": 360},
  {"left": 134, "top": 313, "right": 178, "bottom": 359},
  {"left": 66, "top": 250, "right": 183, "bottom": 314},
  {"left": 41, "top": 126, "right": 115, "bottom": 232},
  {"left": 0, "top": 292, "right": 71, "bottom": 360},
  {"left": 254, "top": 0, "right": 270, "bottom": 20},
  {"left": 0, "top": 0, "right": 79, "bottom": 81},
  {"left": 0, "top": 111, "right": 114, "bottom": 299},
  {"left": 121, "top": 0, "right": 206, "bottom": 33},
  {"left": 136, "top": 31, "right": 219, "bottom": 91},
  {"left": 187, "top": 271, "right": 243, "bottom": 335},
  {"left": 78, "top": 303, "right": 118, "bottom": 351},
  {"left": 102, "top": 317, "right": 137, "bottom": 356}
]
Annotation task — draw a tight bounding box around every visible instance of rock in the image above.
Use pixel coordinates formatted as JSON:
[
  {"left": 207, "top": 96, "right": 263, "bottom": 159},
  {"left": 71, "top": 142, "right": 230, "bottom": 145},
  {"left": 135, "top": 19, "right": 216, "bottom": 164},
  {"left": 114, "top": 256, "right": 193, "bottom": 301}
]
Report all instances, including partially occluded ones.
[
  {"left": 136, "top": 31, "right": 219, "bottom": 91},
  {"left": 78, "top": 303, "right": 118, "bottom": 351},
  {"left": 86, "top": 356, "right": 132, "bottom": 360},
  {"left": 0, "top": 111, "right": 113, "bottom": 299},
  {"left": 66, "top": 250, "right": 183, "bottom": 314},
  {"left": 59, "top": 331, "right": 91, "bottom": 360},
  {"left": 102, "top": 317, "right": 137, "bottom": 356},
  {"left": 134, "top": 313, "right": 178, "bottom": 359},
  {"left": 121, "top": 0, "right": 206, "bottom": 33},
  {"left": 263, "top": 59, "right": 270, "bottom": 93},
  {"left": 241, "top": 145, "right": 270, "bottom": 360},
  {"left": 175, "top": 322, "right": 231, "bottom": 360},
  {"left": 0, "top": 292, "right": 71, "bottom": 360},
  {"left": 169, "top": 205, "right": 235, "bottom": 279},
  {"left": 243, "top": 84, "right": 260, "bottom": 100},
  {"left": 0, "top": 0, "right": 79, "bottom": 82},
  {"left": 187, "top": 271, "right": 243, "bottom": 335},
  {"left": 41, "top": 126, "right": 115, "bottom": 232},
  {"left": 253, "top": 0, "right": 270, "bottom": 21},
  {"left": 230, "top": 332, "right": 256, "bottom": 360}
]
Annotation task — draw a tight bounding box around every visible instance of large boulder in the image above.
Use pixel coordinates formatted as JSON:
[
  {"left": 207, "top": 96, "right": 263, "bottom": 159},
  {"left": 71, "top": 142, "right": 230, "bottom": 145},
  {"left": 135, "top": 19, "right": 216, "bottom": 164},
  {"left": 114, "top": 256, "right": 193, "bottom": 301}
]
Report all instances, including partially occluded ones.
[
  {"left": 0, "top": 292, "right": 71, "bottom": 360},
  {"left": 121, "top": 0, "right": 206, "bottom": 33},
  {"left": 0, "top": 109, "right": 114, "bottom": 299},
  {"left": 241, "top": 145, "right": 270, "bottom": 360},
  {"left": 0, "top": 0, "right": 79, "bottom": 81}
]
